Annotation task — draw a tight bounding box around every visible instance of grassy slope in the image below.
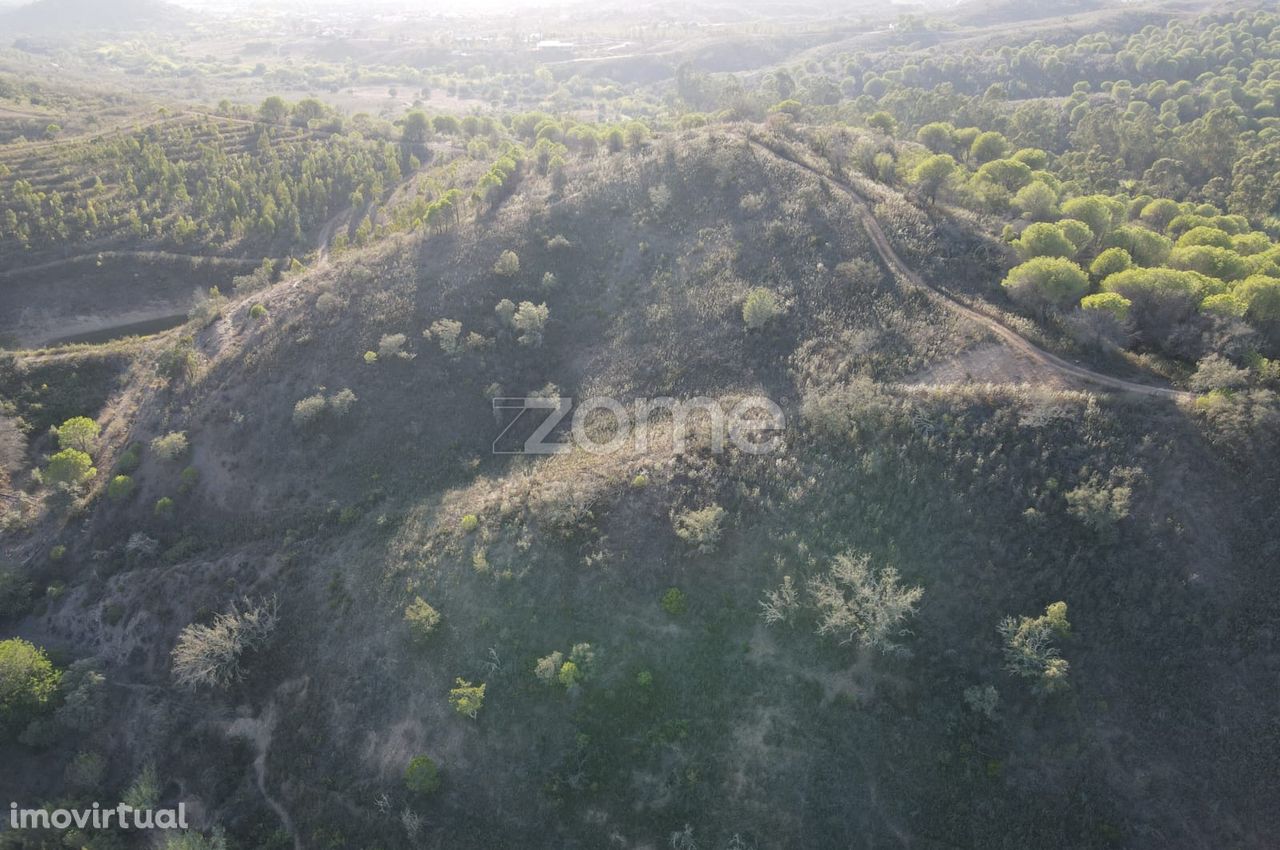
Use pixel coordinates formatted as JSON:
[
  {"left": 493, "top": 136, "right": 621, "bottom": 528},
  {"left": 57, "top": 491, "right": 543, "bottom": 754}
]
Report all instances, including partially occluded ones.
[{"left": 4, "top": 127, "right": 1279, "bottom": 848}]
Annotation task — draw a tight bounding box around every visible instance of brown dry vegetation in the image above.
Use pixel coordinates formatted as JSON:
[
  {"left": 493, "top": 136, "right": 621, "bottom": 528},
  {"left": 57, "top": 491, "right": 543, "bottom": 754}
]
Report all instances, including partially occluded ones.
[{"left": 0, "top": 121, "right": 1276, "bottom": 849}]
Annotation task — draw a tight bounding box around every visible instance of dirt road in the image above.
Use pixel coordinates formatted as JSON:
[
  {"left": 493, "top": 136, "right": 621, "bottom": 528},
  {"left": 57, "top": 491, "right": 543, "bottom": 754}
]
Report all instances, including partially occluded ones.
[{"left": 750, "top": 136, "right": 1194, "bottom": 403}]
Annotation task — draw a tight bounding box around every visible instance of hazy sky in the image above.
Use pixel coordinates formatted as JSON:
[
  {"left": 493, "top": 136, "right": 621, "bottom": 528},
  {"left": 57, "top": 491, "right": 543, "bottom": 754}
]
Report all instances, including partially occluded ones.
[{"left": 165, "top": 0, "right": 596, "bottom": 12}]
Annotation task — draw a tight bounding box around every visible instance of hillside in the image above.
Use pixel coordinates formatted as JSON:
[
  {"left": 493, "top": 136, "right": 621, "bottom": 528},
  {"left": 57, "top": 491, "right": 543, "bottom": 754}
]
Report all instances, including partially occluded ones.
[
  {"left": 1, "top": 126, "right": 1277, "bottom": 848},
  {"left": 0, "top": 0, "right": 193, "bottom": 35},
  {"left": 950, "top": 0, "right": 1111, "bottom": 27}
]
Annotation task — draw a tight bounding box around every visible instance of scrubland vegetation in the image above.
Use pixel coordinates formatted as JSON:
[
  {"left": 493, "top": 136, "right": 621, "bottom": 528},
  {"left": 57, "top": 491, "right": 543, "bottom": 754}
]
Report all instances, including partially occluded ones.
[{"left": 1, "top": 0, "right": 1279, "bottom": 848}]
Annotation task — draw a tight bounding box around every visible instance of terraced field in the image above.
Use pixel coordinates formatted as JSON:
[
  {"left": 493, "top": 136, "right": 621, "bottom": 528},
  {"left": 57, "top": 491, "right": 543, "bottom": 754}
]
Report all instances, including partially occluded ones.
[{"left": 0, "top": 112, "right": 407, "bottom": 263}]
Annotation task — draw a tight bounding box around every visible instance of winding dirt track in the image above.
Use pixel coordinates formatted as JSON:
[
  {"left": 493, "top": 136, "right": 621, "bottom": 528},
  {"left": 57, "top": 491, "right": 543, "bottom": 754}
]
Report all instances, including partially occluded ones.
[
  {"left": 750, "top": 137, "right": 1194, "bottom": 403},
  {"left": 0, "top": 250, "right": 257, "bottom": 280}
]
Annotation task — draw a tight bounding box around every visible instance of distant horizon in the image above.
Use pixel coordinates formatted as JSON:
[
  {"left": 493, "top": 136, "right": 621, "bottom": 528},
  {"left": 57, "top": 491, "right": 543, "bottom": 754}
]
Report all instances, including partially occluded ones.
[{"left": 0, "top": 0, "right": 971, "bottom": 19}]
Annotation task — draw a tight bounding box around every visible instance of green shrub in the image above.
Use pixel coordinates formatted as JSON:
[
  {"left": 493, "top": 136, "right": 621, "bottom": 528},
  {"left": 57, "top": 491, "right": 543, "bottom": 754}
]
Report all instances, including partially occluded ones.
[
  {"left": 557, "top": 660, "right": 581, "bottom": 687},
  {"left": 493, "top": 250, "right": 520, "bottom": 277},
  {"left": 512, "top": 302, "right": 549, "bottom": 346},
  {"left": 292, "top": 394, "right": 328, "bottom": 427},
  {"left": 43, "top": 449, "right": 96, "bottom": 488},
  {"left": 158, "top": 339, "right": 200, "bottom": 382},
  {"left": 1057, "top": 219, "right": 1093, "bottom": 253},
  {"left": 1088, "top": 247, "right": 1133, "bottom": 281},
  {"left": 328, "top": 388, "right": 357, "bottom": 415},
  {"left": 116, "top": 443, "right": 142, "bottom": 474},
  {"left": 448, "top": 678, "right": 485, "bottom": 718},
  {"left": 0, "top": 565, "right": 33, "bottom": 618},
  {"left": 1080, "top": 292, "right": 1132, "bottom": 322},
  {"left": 154, "top": 497, "right": 175, "bottom": 519},
  {"left": 107, "top": 474, "right": 135, "bottom": 501},
  {"left": 404, "top": 755, "right": 441, "bottom": 796},
  {"left": 249, "top": 303, "right": 268, "bottom": 319},
  {"left": 188, "top": 286, "right": 227, "bottom": 327},
  {"left": 123, "top": 764, "right": 160, "bottom": 809},
  {"left": 178, "top": 466, "right": 199, "bottom": 495},
  {"left": 1235, "top": 275, "right": 1280, "bottom": 322},
  {"left": 54, "top": 416, "right": 99, "bottom": 453},
  {"left": 427, "top": 319, "right": 464, "bottom": 356},
  {"left": 742, "top": 287, "right": 783, "bottom": 329},
  {"left": 568, "top": 642, "right": 594, "bottom": 675},
  {"left": 1202, "top": 292, "right": 1248, "bottom": 318},
  {"left": 1170, "top": 245, "right": 1250, "bottom": 281},
  {"left": 661, "top": 587, "right": 687, "bottom": 616},
  {"left": 1013, "top": 223, "right": 1075, "bottom": 260},
  {"left": 0, "top": 638, "right": 61, "bottom": 738},
  {"left": 1012, "top": 180, "right": 1059, "bottom": 221},
  {"left": 150, "top": 432, "right": 189, "bottom": 463},
  {"left": 1001, "top": 257, "right": 1089, "bottom": 314},
  {"left": 378, "top": 333, "right": 408, "bottom": 359},
  {"left": 963, "top": 685, "right": 1000, "bottom": 719},
  {"left": 494, "top": 299, "right": 516, "bottom": 326},
  {"left": 460, "top": 514, "right": 479, "bottom": 533},
  {"left": 535, "top": 651, "right": 564, "bottom": 684},
  {"left": 65, "top": 750, "right": 106, "bottom": 789},
  {"left": 673, "top": 505, "right": 726, "bottom": 553},
  {"left": 404, "top": 596, "right": 441, "bottom": 642},
  {"left": 999, "top": 603, "right": 1072, "bottom": 694},
  {"left": 1065, "top": 475, "right": 1132, "bottom": 538}
]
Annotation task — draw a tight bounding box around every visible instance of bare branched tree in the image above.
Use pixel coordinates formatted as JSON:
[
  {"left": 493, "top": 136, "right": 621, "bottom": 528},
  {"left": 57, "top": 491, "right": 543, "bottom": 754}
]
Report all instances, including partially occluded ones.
[
  {"left": 758, "top": 575, "right": 799, "bottom": 626},
  {"left": 808, "top": 551, "right": 923, "bottom": 655},
  {"left": 669, "top": 825, "right": 698, "bottom": 850},
  {"left": 400, "top": 807, "right": 422, "bottom": 840},
  {"left": 171, "top": 596, "right": 279, "bottom": 689}
]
